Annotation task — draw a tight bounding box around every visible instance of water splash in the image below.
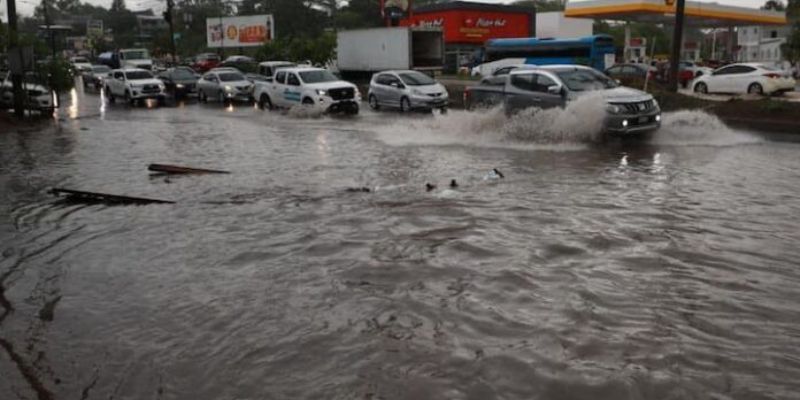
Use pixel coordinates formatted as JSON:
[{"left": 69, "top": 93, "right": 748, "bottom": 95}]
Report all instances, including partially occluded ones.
[
  {"left": 373, "top": 93, "right": 609, "bottom": 150},
  {"left": 654, "top": 110, "right": 762, "bottom": 146}
]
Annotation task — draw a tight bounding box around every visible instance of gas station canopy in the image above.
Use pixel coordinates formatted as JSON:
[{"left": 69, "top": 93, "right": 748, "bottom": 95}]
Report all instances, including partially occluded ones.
[{"left": 565, "top": 0, "right": 787, "bottom": 27}]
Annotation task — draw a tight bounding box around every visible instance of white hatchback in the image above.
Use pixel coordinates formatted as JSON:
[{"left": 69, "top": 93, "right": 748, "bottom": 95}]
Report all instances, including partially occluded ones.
[{"left": 693, "top": 63, "right": 796, "bottom": 95}]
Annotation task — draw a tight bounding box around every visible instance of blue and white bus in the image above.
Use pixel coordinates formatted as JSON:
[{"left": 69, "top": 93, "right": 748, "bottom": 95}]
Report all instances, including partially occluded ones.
[{"left": 483, "top": 35, "right": 616, "bottom": 72}]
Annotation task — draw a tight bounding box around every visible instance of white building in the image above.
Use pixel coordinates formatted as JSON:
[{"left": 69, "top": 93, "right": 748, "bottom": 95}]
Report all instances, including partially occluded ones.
[
  {"left": 737, "top": 25, "right": 790, "bottom": 68},
  {"left": 535, "top": 12, "right": 593, "bottom": 38}
]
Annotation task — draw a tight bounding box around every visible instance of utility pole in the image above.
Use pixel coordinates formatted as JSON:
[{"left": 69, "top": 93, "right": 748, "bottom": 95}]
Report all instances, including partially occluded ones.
[
  {"left": 43, "top": 0, "right": 56, "bottom": 58},
  {"left": 669, "top": 0, "right": 686, "bottom": 92},
  {"left": 163, "top": 0, "right": 177, "bottom": 65},
  {"left": 5, "top": 0, "right": 25, "bottom": 118}
]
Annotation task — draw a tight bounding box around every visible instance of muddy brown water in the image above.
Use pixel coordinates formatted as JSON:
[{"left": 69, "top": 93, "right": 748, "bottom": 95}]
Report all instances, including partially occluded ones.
[{"left": 1, "top": 87, "right": 800, "bottom": 400}]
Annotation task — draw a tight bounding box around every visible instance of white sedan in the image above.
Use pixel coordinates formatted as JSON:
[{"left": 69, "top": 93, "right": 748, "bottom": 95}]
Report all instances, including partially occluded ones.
[{"left": 693, "top": 63, "right": 796, "bottom": 95}]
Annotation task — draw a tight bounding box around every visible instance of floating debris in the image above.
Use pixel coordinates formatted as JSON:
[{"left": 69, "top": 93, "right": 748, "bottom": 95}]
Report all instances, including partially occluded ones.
[
  {"left": 50, "top": 188, "right": 175, "bottom": 205},
  {"left": 147, "top": 163, "right": 230, "bottom": 175}
]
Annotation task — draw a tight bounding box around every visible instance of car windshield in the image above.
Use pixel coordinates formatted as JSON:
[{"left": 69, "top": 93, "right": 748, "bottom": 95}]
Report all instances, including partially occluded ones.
[
  {"left": 398, "top": 72, "right": 436, "bottom": 86},
  {"left": 93, "top": 66, "right": 110, "bottom": 73},
  {"left": 126, "top": 71, "right": 154, "bottom": 80},
  {"left": 73, "top": 57, "right": 88, "bottom": 63},
  {"left": 219, "top": 72, "right": 245, "bottom": 82},
  {"left": 554, "top": 68, "right": 618, "bottom": 91},
  {"left": 172, "top": 69, "right": 196, "bottom": 79},
  {"left": 299, "top": 70, "right": 339, "bottom": 83},
  {"left": 122, "top": 50, "right": 150, "bottom": 60}
]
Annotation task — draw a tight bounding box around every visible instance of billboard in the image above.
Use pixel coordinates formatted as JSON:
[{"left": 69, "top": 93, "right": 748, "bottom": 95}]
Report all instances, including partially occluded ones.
[
  {"left": 401, "top": 10, "right": 532, "bottom": 44},
  {"left": 86, "top": 20, "right": 103, "bottom": 38},
  {"left": 206, "top": 15, "right": 274, "bottom": 48}
]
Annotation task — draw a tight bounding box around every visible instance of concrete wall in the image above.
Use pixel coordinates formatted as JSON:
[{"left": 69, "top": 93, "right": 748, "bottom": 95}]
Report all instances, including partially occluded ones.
[{"left": 535, "top": 12, "right": 593, "bottom": 39}]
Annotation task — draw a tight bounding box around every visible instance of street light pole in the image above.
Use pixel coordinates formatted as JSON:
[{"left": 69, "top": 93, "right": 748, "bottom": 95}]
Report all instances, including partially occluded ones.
[{"left": 669, "top": 0, "right": 687, "bottom": 92}]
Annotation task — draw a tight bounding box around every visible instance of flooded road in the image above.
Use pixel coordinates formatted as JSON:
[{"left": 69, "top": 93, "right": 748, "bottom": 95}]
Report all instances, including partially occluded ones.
[{"left": 2, "top": 87, "right": 800, "bottom": 400}]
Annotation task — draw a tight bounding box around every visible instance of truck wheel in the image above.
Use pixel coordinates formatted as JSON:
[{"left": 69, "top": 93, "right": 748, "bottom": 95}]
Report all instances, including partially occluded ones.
[
  {"left": 106, "top": 87, "right": 115, "bottom": 103},
  {"left": 368, "top": 94, "right": 380, "bottom": 110},
  {"left": 125, "top": 91, "right": 133, "bottom": 105},
  {"left": 199, "top": 90, "right": 207, "bottom": 103},
  {"left": 400, "top": 97, "right": 411, "bottom": 113},
  {"left": 346, "top": 103, "right": 359, "bottom": 115},
  {"left": 259, "top": 94, "right": 273, "bottom": 110},
  {"left": 302, "top": 97, "right": 315, "bottom": 107}
]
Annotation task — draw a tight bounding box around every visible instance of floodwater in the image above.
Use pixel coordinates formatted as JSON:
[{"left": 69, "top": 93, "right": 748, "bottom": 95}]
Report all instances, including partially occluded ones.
[{"left": 1, "top": 86, "right": 800, "bottom": 400}]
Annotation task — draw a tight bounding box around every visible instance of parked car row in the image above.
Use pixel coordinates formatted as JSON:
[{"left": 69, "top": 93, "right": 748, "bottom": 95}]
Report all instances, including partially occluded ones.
[{"left": 0, "top": 71, "right": 55, "bottom": 112}]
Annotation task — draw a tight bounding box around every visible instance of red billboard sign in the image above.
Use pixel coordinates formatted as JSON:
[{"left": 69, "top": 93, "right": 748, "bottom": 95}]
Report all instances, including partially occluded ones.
[{"left": 401, "top": 10, "right": 532, "bottom": 44}]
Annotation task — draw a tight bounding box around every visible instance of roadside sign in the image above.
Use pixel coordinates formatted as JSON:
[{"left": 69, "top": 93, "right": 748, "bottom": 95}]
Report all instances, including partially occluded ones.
[{"left": 206, "top": 15, "right": 274, "bottom": 48}]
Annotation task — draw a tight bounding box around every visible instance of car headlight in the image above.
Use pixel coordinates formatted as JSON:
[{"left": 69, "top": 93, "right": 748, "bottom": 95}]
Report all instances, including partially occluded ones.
[
  {"left": 606, "top": 104, "right": 622, "bottom": 114},
  {"left": 224, "top": 85, "right": 233, "bottom": 92},
  {"left": 652, "top": 98, "right": 659, "bottom": 109},
  {"left": 411, "top": 89, "right": 423, "bottom": 96},
  {"left": 316, "top": 89, "right": 326, "bottom": 96},
  {"left": 176, "top": 83, "right": 184, "bottom": 89}
]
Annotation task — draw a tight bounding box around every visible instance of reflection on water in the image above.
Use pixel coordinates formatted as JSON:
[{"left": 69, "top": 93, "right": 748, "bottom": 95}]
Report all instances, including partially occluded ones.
[
  {"left": 1, "top": 89, "right": 800, "bottom": 400},
  {"left": 67, "top": 88, "right": 79, "bottom": 119}
]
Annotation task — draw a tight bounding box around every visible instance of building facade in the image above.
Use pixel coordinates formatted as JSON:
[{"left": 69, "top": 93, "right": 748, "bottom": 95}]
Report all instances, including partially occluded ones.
[{"left": 737, "top": 24, "right": 791, "bottom": 67}]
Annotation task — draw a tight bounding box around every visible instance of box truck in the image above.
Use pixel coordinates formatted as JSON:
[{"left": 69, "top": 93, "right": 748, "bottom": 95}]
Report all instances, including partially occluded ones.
[{"left": 336, "top": 27, "right": 445, "bottom": 75}]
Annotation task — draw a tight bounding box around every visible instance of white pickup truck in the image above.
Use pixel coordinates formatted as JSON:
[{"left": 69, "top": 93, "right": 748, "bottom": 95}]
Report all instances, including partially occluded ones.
[
  {"left": 105, "top": 68, "right": 166, "bottom": 105},
  {"left": 254, "top": 67, "right": 360, "bottom": 114}
]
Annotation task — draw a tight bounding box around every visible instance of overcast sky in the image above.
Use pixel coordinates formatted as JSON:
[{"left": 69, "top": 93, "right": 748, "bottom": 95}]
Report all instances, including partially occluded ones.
[{"left": 1, "top": 0, "right": 773, "bottom": 21}]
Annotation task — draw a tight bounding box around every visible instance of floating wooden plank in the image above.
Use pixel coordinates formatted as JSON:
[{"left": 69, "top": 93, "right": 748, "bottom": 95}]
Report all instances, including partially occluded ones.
[
  {"left": 147, "top": 163, "right": 230, "bottom": 175},
  {"left": 50, "top": 188, "right": 175, "bottom": 205}
]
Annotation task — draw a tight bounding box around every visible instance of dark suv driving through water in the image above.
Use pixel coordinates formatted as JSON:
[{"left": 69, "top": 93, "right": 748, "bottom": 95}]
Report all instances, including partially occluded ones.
[{"left": 464, "top": 65, "right": 662, "bottom": 135}]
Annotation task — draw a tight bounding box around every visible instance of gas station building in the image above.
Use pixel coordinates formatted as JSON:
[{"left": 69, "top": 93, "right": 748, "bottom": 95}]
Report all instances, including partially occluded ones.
[{"left": 564, "top": 0, "right": 787, "bottom": 63}]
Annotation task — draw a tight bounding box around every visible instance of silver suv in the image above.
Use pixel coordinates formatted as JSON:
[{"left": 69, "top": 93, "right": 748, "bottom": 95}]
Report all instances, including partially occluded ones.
[{"left": 368, "top": 70, "right": 449, "bottom": 112}]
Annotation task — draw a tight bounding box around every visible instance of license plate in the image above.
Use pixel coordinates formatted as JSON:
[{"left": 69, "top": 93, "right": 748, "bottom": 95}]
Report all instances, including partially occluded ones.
[{"left": 638, "top": 116, "right": 649, "bottom": 124}]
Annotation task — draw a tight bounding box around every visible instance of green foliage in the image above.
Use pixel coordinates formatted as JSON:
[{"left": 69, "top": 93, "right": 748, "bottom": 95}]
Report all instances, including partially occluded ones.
[
  {"left": 759, "top": 98, "right": 790, "bottom": 113},
  {"left": 35, "top": 58, "right": 76, "bottom": 92},
  {"left": 781, "top": 22, "right": 800, "bottom": 65},
  {"left": 512, "top": 0, "right": 566, "bottom": 12},
  {"left": 256, "top": 32, "right": 337, "bottom": 65}
]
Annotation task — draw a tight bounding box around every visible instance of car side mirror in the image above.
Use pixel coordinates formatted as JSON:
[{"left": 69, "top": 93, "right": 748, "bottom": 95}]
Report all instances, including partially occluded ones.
[{"left": 547, "top": 85, "right": 562, "bottom": 95}]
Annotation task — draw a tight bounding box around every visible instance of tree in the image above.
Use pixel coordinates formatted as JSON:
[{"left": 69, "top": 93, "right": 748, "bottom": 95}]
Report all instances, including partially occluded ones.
[
  {"left": 782, "top": 22, "right": 800, "bottom": 68},
  {"left": 110, "top": 0, "right": 127, "bottom": 12},
  {"left": 763, "top": 0, "right": 785, "bottom": 11},
  {"left": 513, "top": 0, "right": 566, "bottom": 12}
]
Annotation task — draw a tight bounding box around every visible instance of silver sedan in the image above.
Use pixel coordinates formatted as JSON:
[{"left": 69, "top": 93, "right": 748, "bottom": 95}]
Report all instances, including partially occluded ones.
[{"left": 367, "top": 70, "right": 449, "bottom": 112}]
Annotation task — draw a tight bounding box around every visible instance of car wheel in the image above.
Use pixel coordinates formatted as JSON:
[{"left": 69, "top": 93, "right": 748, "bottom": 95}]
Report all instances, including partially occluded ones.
[
  {"left": 345, "top": 103, "right": 359, "bottom": 115},
  {"left": 259, "top": 94, "right": 273, "bottom": 110},
  {"left": 748, "top": 83, "right": 764, "bottom": 95},
  {"left": 694, "top": 82, "right": 708, "bottom": 94},
  {"left": 440, "top": 107, "right": 448, "bottom": 114},
  {"left": 218, "top": 90, "right": 227, "bottom": 105},
  {"left": 199, "top": 90, "right": 207, "bottom": 103},
  {"left": 106, "top": 87, "right": 116, "bottom": 103},
  {"left": 368, "top": 94, "right": 380, "bottom": 110},
  {"left": 400, "top": 97, "right": 411, "bottom": 113},
  {"left": 302, "top": 97, "right": 315, "bottom": 107},
  {"left": 125, "top": 91, "right": 133, "bottom": 105}
]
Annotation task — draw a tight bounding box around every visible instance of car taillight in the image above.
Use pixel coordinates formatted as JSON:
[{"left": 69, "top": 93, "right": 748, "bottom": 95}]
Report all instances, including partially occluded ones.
[
  {"left": 463, "top": 89, "right": 470, "bottom": 105},
  {"left": 764, "top": 73, "right": 782, "bottom": 78}
]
